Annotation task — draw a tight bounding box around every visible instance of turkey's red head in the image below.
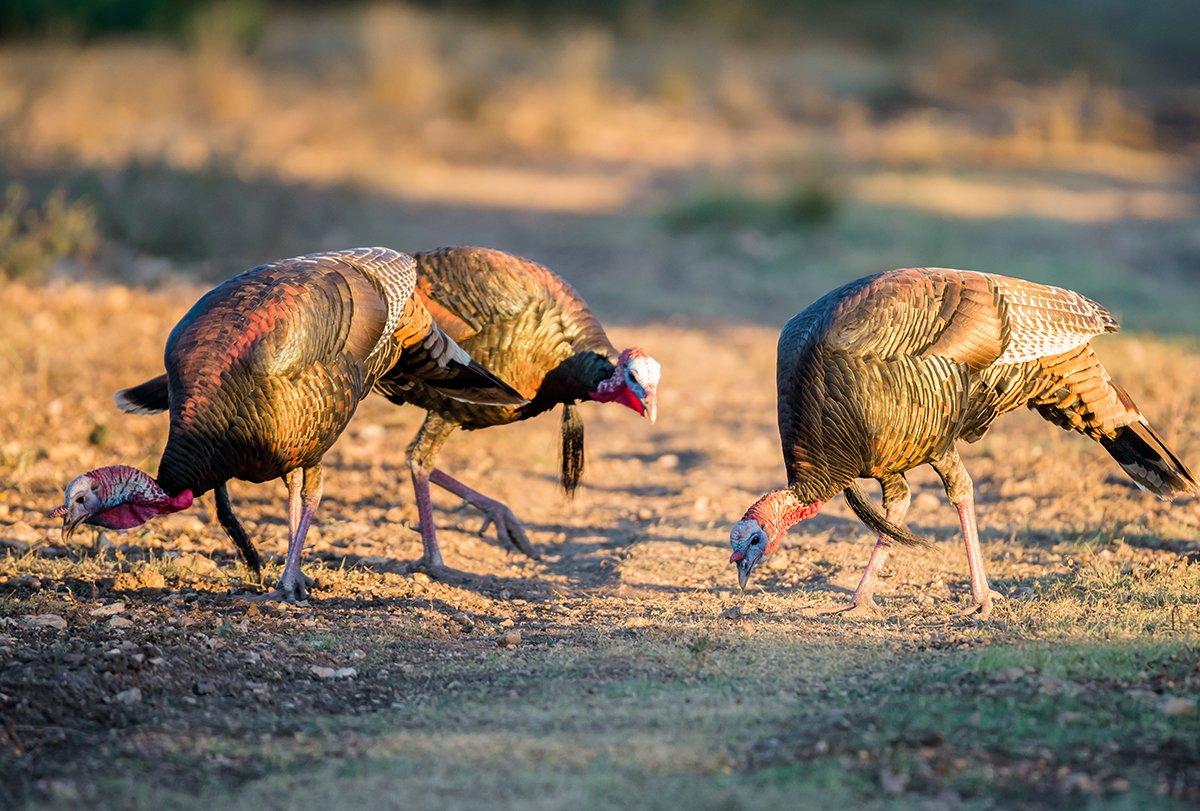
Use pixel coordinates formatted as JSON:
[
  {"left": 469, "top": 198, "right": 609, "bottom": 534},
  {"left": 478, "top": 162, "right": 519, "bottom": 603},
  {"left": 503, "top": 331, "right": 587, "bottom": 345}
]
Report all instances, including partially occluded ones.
[
  {"left": 590, "top": 347, "right": 660, "bottom": 423},
  {"left": 49, "top": 465, "right": 193, "bottom": 542},
  {"left": 729, "top": 492, "right": 823, "bottom": 589}
]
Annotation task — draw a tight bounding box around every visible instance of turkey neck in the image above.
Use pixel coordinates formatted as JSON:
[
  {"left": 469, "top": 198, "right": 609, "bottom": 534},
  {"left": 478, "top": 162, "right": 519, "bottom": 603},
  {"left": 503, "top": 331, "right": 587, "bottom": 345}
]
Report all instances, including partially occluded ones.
[{"left": 529, "top": 349, "right": 616, "bottom": 411}]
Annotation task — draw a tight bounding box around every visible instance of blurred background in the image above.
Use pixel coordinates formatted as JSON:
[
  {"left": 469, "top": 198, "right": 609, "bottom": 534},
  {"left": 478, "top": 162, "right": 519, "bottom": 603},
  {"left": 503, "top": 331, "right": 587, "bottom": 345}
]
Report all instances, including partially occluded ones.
[{"left": 1, "top": 0, "right": 1198, "bottom": 329}]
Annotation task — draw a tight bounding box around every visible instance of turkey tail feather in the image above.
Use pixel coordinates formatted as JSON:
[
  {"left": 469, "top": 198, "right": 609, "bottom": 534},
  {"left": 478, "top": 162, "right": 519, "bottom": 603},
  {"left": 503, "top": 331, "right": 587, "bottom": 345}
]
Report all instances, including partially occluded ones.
[
  {"left": 115, "top": 374, "right": 170, "bottom": 415},
  {"left": 560, "top": 403, "right": 585, "bottom": 497},
  {"left": 423, "top": 357, "right": 528, "bottom": 406},
  {"left": 1100, "top": 420, "right": 1197, "bottom": 498},
  {"left": 214, "top": 483, "right": 262, "bottom": 577},
  {"left": 844, "top": 483, "right": 933, "bottom": 547}
]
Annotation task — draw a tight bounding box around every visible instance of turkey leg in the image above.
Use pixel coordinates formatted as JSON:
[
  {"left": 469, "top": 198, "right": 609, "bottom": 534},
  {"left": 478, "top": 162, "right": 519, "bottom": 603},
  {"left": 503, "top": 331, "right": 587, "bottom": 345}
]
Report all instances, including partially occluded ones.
[
  {"left": 932, "top": 451, "right": 1000, "bottom": 618},
  {"left": 837, "top": 474, "right": 910, "bottom": 617},
  {"left": 405, "top": 413, "right": 539, "bottom": 578},
  {"left": 255, "top": 465, "right": 322, "bottom": 602},
  {"left": 428, "top": 469, "right": 538, "bottom": 559}
]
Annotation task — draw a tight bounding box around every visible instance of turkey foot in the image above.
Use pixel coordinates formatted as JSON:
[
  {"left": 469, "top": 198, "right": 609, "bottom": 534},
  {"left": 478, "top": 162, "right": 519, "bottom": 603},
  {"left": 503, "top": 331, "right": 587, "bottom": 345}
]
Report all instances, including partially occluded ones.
[
  {"left": 831, "top": 598, "right": 882, "bottom": 619},
  {"left": 405, "top": 556, "right": 473, "bottom": 584},
  {"left": 475, "top": 499, "right": 538, "bottom": 559},
  {"left": 957, "top": 590, "right": 1003, "bottom": 619},
  {"left": 248, "top": 571, "right": 309, "bottom": 603},
  {"left": 429, "top": 470, "right": 539, "bottom": 559}
]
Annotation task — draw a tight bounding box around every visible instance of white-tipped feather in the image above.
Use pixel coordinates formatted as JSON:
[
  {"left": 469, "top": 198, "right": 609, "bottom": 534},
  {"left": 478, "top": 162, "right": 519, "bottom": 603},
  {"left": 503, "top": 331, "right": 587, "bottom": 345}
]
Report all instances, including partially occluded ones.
[{"left": 114, "top": 389, "right": 166, "bottom": 416}]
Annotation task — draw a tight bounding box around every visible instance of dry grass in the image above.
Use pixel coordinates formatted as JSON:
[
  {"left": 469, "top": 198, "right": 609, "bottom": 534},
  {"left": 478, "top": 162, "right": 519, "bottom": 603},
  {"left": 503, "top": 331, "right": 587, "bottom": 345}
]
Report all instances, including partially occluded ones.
[
  {"left": 0, "top": 283, "right": 1198, "bottom": 807},
  {"left": 1, "top": 5, "right": 1200, "bottom": 806}
]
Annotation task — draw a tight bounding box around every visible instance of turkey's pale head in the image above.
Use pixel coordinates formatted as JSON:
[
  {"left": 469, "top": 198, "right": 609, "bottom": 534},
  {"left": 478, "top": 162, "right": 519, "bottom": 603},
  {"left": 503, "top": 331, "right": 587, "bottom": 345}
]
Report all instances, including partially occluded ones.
[
  {"left": 729, "top": 491, "right": 823, "bottom": 590},
  {"left": 49, "top": 465, "right": 193, "bottom": 542},
  {"left": 729, "top": 517, "right": 769, "bottom": 589},
  {"left": 590, "top": 347, "right": 660, "bottom": 423}
]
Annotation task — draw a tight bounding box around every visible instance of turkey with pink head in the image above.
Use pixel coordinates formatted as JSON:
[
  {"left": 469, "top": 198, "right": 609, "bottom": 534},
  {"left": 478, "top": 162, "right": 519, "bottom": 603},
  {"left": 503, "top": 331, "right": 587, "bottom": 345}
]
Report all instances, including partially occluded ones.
[{"left": 53, "top": 248, "right": 524, "bottom": 601}]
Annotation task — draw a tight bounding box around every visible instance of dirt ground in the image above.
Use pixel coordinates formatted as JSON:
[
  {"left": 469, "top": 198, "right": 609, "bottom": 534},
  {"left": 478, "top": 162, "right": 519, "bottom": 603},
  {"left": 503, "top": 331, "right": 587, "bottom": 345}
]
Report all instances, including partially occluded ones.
[{"left": 0, "top": 282, "right": 1197, "bottom": 808}]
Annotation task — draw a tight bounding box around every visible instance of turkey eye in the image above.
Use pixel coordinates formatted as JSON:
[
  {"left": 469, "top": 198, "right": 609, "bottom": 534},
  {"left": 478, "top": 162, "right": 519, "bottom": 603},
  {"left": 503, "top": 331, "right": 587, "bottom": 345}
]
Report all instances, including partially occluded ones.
[
  {"left": 750, "top": 535, "right": 761, "bottom": 546},
  {"left": 75, "top": 495, "right": 86, "bottom": 504}
]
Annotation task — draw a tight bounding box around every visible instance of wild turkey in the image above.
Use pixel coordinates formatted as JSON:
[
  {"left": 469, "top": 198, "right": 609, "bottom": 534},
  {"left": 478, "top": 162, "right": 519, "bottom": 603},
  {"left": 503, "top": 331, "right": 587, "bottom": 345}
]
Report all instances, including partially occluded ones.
[
  {"left": 373, "top": 246, "right": 659, "bottom": 577},
  {"left": 729, "top": 267, "right": 1196, "bottom": 617},
  {"left": 52, "top": 248, "right": 524, "bottom": 600},
  {"left": 113, "top": 246, "right": 660, "bottom": 579}
]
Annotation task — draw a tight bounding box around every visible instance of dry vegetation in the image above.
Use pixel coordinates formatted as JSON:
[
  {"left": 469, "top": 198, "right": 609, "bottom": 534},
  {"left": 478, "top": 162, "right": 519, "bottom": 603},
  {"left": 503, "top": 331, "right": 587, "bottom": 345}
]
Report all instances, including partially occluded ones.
[
  {"left": 1, "top": 284, "right": 1198, "bottom": 808},
  {"left": 2, "top": 2, "right": 1200, "bottom": 807}
]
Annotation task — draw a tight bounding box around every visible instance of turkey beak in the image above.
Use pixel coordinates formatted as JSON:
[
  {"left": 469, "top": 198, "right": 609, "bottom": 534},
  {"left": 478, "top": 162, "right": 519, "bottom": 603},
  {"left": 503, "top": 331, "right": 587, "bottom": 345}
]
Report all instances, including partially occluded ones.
[
  {"left": 730, "top": 549, "right": 752, "bottom": 590},
  {"left": 641, "top": 386, "right": 657, "bottom": 425},
  {"left": 49, "top": 504, "right": 82, "bottom": 543},
  {"left": 736, "top": 558, "right": 752, "bottom": 590}
]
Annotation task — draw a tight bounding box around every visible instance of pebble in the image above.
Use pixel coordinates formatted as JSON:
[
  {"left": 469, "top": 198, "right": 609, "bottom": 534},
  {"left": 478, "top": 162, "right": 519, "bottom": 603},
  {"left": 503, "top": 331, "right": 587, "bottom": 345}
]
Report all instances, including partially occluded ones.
[
  {"left": 410, "top": 572, "right": 431, "bottom": 584},
  {"left": 1159, "top": 696, "right": 1196, "bottom": 717},
  {"left": 451, "top": 613, "right": 474, "bottom": 630},
  {"left": 89, "top": 602, "right": 126, "bottom": 617},
  {"left": 114, "top": 569, "right": 167, "bottom": 591},
  {"left": 115, "top": 687, "right": 142, "bottom": 705},
  {"left": 107, "top": 616, "right": 134, "bottom": 630},
  {"left": 311, "top": 665, "right": 357, "bottom": 679},
  {"left": 8, "top": 575, "right": 42, "bottom": 590},
  {"left": 26, "top": 614, "right": 67, "bottom": 630},
  {"left": 174, "top": 553, "right": 221, "bottom": 577},
  {"left": 656, "top": 454, "right": 679, "bottom": 469},
  {"left": 497, "top": 630, "right": 522, "bottom": 648},
  {"left": 721, "top": 606, "right": 744, "bottom": 621},
  {"left": 8, "top": 521, "right": 41, "bottom": 543}
]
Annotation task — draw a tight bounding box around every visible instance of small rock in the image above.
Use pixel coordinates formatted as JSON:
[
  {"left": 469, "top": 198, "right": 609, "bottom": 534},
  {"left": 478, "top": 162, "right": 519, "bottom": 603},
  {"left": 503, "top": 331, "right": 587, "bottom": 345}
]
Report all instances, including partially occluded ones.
[
  {"left": 497, "top": 630, "right": 522, "bottom": 648},
  {"left": 656, "top": 454, "right": 679, "bottom": 469},
  {"left": 114, "top": 568, "right": 167, "bottom": 591},
  {"left": 451, "top": 613, "right": 474, "bottom": 630},
  {"left": 26, "top": 614, "right": 66, "bottom": 630},
  {"left": 7, "top": 575, "right": 42, "bottom": 590},
  {"left": 498, "top": 618, "right": 515, "bottom": 629},
  {"left": 880, "top": 767, "right": 909, "bottom": 795},
  {"left": 410, "top": 572, "right": 431, "bottom": 584},
  {"left": 107, "top": 616, "right": 134, "bottom": 630},
  {"left": 115, "top": 687, "right": 142, "bottom": 704},
  {"left": 349, "top": 648, "right": 366, "bottom": 659},
  {"left": 1061, "top": 772, "right": 1099, "bottom": 794},
  {"left": 193, "top": 679, "right": 217, "bottom": 696},
  {"left": 625, "top": 616, "right": 651, "bottom": 629},
  {"left": 1012, "top": 586, "right": 1036, "bottom": 601},
  {"left": 89, "top": 602, "right": 126, "bottom": 617},
  {"left": 1159, "top": 696, "right": 1196, "bottom": 717},
  {"left": 174, "top": 553, "right": 221, "bottom": 578},
  {"left": 992, "top": 667, "right": 1025, "bottom": 682},
  {"left": 721, "top": 606, "right": 744, "bottom": 621},
  {"left": 334, "top": 667, "right": 357, "bottom": 679},
  {"left": 8, "top": 521, "right": 41, "bottom": 543}
]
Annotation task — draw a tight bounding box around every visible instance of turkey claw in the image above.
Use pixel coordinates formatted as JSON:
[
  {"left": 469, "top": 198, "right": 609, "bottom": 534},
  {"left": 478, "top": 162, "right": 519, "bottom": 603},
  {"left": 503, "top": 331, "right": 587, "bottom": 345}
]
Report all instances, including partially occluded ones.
[
  {"left": 406, "top": 558, "right": 472, "bottom": 584},
  {"left": 830, "top": 599, "right": 883, "bottom": 619},
  {"left": 476, "top": 500, "right": 539, "bottom": 560}
]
